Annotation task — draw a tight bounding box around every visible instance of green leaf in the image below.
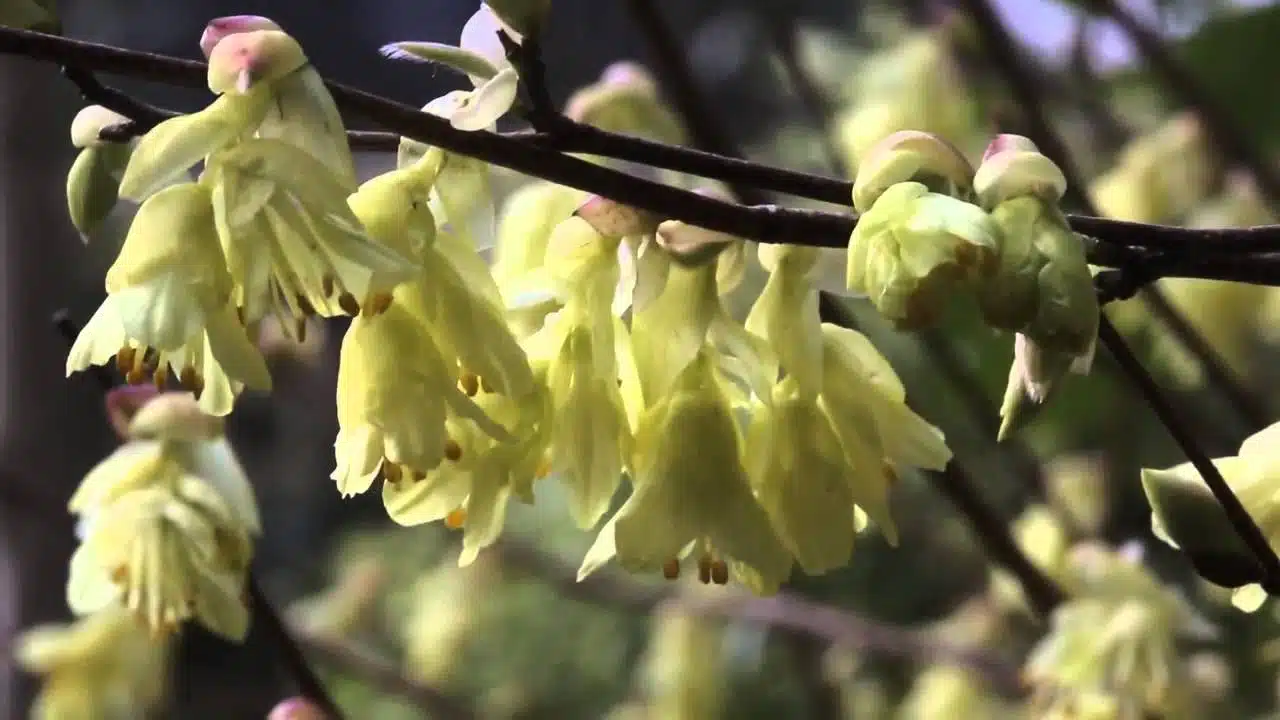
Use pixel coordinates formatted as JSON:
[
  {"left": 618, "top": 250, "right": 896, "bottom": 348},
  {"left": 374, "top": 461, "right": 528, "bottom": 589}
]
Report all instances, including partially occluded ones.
[
  {"left": 378, "top": 42, "right": 500, "bottom": 82},
  {"left": 1141, "top": 466, "right": 1264, "bottom": 588}
]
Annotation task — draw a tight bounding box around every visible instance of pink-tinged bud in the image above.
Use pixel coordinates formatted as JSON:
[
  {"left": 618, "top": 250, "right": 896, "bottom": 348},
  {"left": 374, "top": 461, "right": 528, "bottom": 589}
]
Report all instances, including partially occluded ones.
[
  {"left": 574, "top": 195, "right": 659, "bottom": 237},
  {"left": 199, "top": 15, "right": 282, "bottom": 59},
  {"left": 981, "top": 133, "right": 1039, "bottom": 164},
  {"left": 104, "top": 385, "right": 161, "bottom": 440},
  {"left": 600, "top": 61, "right": 658, "bottom": 94},
  {"left": 268, "top": 697, "right": 329, "bottom": 720},
  {"left": 206, "top": 30, "right": 307, "bottom": 96}
]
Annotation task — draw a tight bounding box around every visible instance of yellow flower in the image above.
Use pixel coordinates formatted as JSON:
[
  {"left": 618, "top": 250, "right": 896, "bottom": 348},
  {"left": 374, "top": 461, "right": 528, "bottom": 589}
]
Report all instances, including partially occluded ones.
[
  {"left": 382, "top": 374, "right": 550, "bottom": 565},
  {"left": 847, "top": 181, "right": 998, "bottom": 329},
  {"left": 331, "top": 300, "right": 508, "bottom": 498},
  {"left": 579, "top": 351, "right": 792, "bottom": 593},
  {"left": 67, "top": 394, "right": 260, "bottom": 641},
  {"left": 1025, "top": 543, "right": 1215, "bottom": 717},
  {"left": 1142, "top": 421, "right": 1280, "bottom": 612},
  {"left": 65, "top": 182, "right": 271, "bottom": 416},
  {"left": 203, "top": 22, "right": 357, "bottom": 190},
  {"left": 66, "top": 105, "right": 132, "bottom": 239},
  {"left": 205, "top": 137, "right": 418, "bottom": 328},
  {"left": 17, "top": 608, "right": 169, "bottom": 720}
]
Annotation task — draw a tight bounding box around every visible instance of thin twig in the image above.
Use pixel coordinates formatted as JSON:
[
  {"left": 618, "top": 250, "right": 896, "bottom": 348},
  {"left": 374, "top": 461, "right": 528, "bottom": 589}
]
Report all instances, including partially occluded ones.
[
  {"left": 4, "top": 27, "right": 1280, "bottom": 265},
  {"left": 489, "top": 538, "right": 1025, "bottom": 697},
  {"left": 51, "top": 311, "right": 345, "bottom": 719},
  {"left": 1086, "top": 0, "right": 1280, "bottom": 204},
  {"left": 298, "top": 633, "right": 477, "bottom": 720},
  {"left": 956, "top": 0, "right": 1280, "bottom": 590}
]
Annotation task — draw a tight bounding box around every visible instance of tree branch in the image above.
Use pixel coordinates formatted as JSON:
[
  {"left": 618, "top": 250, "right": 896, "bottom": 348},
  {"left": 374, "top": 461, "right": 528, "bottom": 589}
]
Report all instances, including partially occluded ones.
[
  {"left": 489, "top": 538, "right": 1025, "bottom": 697},
  {"left": 297, "top": 633, "right": 477, "bottom": 720},
  {"left": 1, "top": 26, "right": 1277, "bottom": 265},
  {"left": 957, "top": 0, "right": 1280, "bottom": 591}
]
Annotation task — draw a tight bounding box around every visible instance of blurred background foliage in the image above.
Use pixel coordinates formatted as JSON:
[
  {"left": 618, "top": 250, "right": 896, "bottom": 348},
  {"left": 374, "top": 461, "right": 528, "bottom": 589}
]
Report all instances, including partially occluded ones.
[{"left": 7, "top": 0, "right": 1280, "bottom": 718}]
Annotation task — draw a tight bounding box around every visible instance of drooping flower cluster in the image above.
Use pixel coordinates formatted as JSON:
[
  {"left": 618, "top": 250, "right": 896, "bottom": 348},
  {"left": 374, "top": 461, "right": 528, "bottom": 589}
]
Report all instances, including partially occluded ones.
[
  {"left": 67, "top": 389, "right": 262, "bottom": 641},
  {"left": 59, "top": 10, "right": 961, "bottom": 600},
  {"left": 845, "top": 131, "right": 1100, "bottom": 440},
  {"left": 1024, "top": 543, "right": 1216, "bottom": 720}
]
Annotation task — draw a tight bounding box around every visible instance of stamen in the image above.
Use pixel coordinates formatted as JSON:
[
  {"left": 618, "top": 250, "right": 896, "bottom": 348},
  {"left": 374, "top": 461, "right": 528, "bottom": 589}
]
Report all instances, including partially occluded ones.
[
  {"left": 337, "top": 292, "right": 360, "bottom": 316},
  {"left": 191, "top": 372, "right": 206, "bottom": 400},
  {"left": 367, "top": 292, "right": 393, "bottom": 316},
  {"left": 662, "top": 558, "right": 681, "bottom": 580},
  {"left": 236, "top": 306, "right": 247, "bottom": 326},
  {"left": 322, "top": 274, "right": 336, "bottom": 298},
  {"left": 480, "top": 376, "right": 495, "bottom": 393},
  {"left": 444, "top": 438, "right": 463, "bottom": 462},
  {"left": 179, "top": 366, "right": 198, "bottom": 391},
  {"left": 110, "top": 564, "right": 128, "bottom": 584},
  {"left": 697, "top": 555, "right": 713, "bottom": 584},
  {"left": 710, "top": 559, "right": 729, "bottom": 585},
  {"left": 445, "top": 508, "right": 467, "bottom": 529},
  {"left": 115, "top": 346, "right": 137, "bottom": 374},
  {"left": 153, "top": 365, "right": 170, "bottom": 391},
  {"left": 294, "top": 317, "right": 308, "bottom": 343},
  {"left": 381, "top": 461, "right": 402, "bottom": 484},
  {"left": 296, "top": 295, "right": 316, "bottom": 317},
  {"left": 458, "top": 372, "right": 480, "bottom": 397}
]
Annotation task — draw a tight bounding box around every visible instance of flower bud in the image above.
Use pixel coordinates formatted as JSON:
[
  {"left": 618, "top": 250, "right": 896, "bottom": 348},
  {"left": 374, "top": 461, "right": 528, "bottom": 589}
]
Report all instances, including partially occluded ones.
[
  {"left": 199, "top": 15, "right": 281, "bottom": 59},
  {"left": 127, "top": 392, "right": 226, "bottom": 442},
  {"left": 268, "top": 698, "right": 328, "bottom": 720},
  {"left": 973, "top": 135, "right": 1067, "bottom": 209},
  {"left": 105, "top": 385, "right": 161, "bottom": 440},
  {"left": 847, "top": 181, "right": 998, "bottom": 329},
  {"left": 207, "top": 30, "right": 307, "bottom": 96},
  {"left": 70, "top": 105, "right": 131, "bottom": 149},
  {"left": 851, "top": 130, "right": 974, "bottom": 212}
]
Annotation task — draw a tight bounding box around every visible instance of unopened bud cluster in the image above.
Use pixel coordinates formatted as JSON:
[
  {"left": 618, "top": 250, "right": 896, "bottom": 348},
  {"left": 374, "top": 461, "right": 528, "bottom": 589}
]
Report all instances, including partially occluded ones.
[{"left": 846, "top": 131, "right": 1099, "bottom": 440}]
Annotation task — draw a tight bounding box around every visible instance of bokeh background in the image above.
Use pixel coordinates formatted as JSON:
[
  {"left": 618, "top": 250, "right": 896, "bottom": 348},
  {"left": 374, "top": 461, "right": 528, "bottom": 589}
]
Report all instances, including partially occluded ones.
[{"left": 2, "top": 0, "right": 1280, "bottom": 717}]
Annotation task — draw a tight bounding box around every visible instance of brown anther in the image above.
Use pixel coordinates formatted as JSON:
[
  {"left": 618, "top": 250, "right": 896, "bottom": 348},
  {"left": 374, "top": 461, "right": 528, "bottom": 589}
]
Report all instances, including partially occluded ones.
[
  {"left": 697, "top": 555, "right": 712, "bottom": 584},
  {"left": 110, "top": 564, "right": 129, "bottom": 583},
  {"left": 534, "top": 456, "right": 552, "bottom": 479},
  {"left": 368, "top": 292, "right": 393, "bottom": 316},
  {"left": 661, "top": 558, "right": 681, "bottom": 580},
  {"left": 337, "top": 292, "right": 360, "bottom": 316},
  {"left": 179, "top": 366, "right": 198, "bottom": 391},
  {"left": 296, "top": 295, "right": 316, "bottom": 317},
  {"left": 883, "top": 462, "right": 900, "bottom": 486},
  {"left": 126, "top": 367, "right": 149, "bottom": 385},
  {"left": 322, "top": 274, "right": 336, "bottom": 298},
  {"left": 236, "top": 306, "right": 247, "bottom": 326},
  {"left": 445, "top": 508, "right": 467, "bottom": 529},
  {"left": 710, "top": 559, "right": 729, "bottom": 585},
  {"left": 480, "top": 376, "right": 495, "bottom": 393},
  {"left": 381, "top": 461, "right": 402, "bottom": 484},
  {"left": 459, "top": 372, "right": 480, "bottom": 397},
  {"left": 444, "top": 438, "right": 463, "bottom": 462},
  {"left": 153, "top": 365, "right": 170, "bottom": 391},
  {"left": 115, "top": 346, "right": 137, "bottom": 373},
  {"left": 294, "top": 317, "right": 308, "bottom": 343},
  {"left": 192, "top": 372, "right": 206, "bottom": 400}
]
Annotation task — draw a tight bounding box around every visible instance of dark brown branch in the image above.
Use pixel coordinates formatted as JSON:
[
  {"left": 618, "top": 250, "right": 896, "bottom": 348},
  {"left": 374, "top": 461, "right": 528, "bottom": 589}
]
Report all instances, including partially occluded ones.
[
  {"left": 50, "top": 312, "right": 345, "bottom": 720},
  {"left": 957, "top": 0, "right": 1280, "bottom": 591},
  {"left": 4, "top": 26, "right": 1280, "bottom": 266}
]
